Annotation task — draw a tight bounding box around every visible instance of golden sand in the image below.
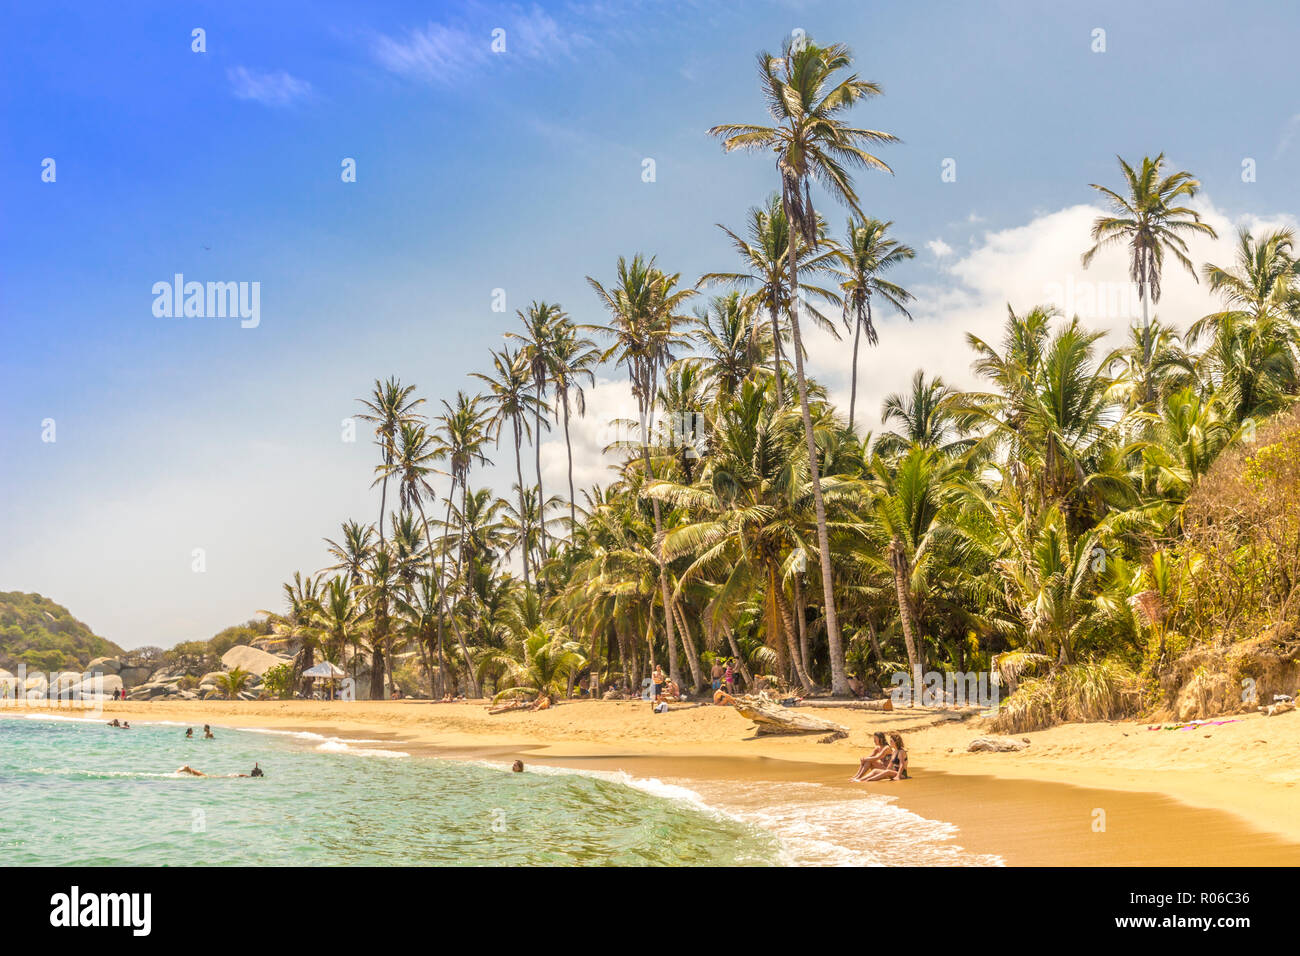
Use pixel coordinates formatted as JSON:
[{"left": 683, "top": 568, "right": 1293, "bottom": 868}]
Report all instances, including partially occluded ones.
[{"left": 90, "top": 698, "right": 1300, "bottom": 866}]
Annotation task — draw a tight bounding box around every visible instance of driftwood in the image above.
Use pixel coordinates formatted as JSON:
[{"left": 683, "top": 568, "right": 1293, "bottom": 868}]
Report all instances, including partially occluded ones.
[
  {"left": 801, "top": 698, "right": 894, "bottom": 712},
  {"left": 967, "top": 735, "right": 1030, "bottom": 752},
  {"left": 734, "top": 698, "right": 850, "bottom": 736}
]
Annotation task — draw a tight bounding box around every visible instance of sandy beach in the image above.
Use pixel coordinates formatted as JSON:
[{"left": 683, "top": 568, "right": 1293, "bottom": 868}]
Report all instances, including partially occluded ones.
[{"left": 62, "top": 698, "right": 1300, "bottom": 866}]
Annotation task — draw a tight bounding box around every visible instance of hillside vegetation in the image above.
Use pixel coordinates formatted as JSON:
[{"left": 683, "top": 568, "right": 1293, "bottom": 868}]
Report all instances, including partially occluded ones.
[{"left": 0, "top": 592, "right": 125, "bottom": 673}]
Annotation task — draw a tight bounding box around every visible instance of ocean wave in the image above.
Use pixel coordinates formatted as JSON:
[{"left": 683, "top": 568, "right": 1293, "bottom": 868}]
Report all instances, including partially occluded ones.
[{"left": 313, "top": 740, "right": 409, "bottom": 758}]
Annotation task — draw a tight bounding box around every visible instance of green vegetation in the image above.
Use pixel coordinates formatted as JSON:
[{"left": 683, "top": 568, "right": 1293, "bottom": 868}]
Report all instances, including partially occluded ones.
[
  {"left": 254, "top": 36, "right": 1300, "bottom": 724},
  {"left": 0, "top": 592, "right": 124, "bottom": 672}
]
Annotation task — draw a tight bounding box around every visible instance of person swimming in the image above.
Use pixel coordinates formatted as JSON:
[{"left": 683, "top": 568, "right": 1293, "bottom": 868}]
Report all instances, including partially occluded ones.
[
  {"left": 250, "top": 763, "right": 264, "bottom": 777},
  {"left": 203, "top": 725, "right": 214, "bottom": 739},
  {"left": 511, "top": 760, "right": 524, "bottom": 773},
  {"left": 177, "top": 764, "right": 262, "bottom": 778},
  {"left": 185, "top": 728, "right": 193, "bottom": 738}
]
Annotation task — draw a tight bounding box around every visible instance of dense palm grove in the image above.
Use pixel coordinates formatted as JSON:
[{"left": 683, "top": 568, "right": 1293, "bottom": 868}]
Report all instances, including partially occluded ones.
[{"left": 265, "top": 38, "right": 1300, "bottom": 725}]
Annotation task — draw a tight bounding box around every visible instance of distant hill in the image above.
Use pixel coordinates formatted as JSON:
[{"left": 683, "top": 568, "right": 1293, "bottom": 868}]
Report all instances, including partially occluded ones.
[{"left": 0, "top": 592, "right": 126, "bottom": 673}]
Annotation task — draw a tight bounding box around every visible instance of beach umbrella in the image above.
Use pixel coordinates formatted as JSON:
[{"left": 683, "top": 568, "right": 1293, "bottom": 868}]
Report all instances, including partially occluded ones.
[{"left": 302, "top": 661, "right": 345, "bottom": 699}]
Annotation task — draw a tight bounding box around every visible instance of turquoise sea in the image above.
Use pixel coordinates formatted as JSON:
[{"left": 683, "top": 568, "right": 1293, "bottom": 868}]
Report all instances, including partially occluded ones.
[
  {"left": 0, "top": 714, "right": 781, "bottom": 866},
  {"left": 0, "top": 713, "right": 1001, "bottom": 866}
]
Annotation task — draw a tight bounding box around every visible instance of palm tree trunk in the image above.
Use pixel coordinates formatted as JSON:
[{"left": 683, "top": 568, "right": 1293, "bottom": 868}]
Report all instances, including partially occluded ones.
[
  {"left": 513, "top": 416, "right": 531, "bottom": 588},
  {"left": 888, "top": 538, "right": 923, "bottom": 706},
  {"left": 723, "top": 628, "right": 753, "bottom": 688},
  {"left": 563, "top": 398, "right": 577, "bottom": 536},
  {"left": 794, "top": 574, "right": 810, "bottom": 677},
  {"left": 783, "top": 182, "right": 849, "bottom": 696},
  {"left": 640, "top": 411, "right": 683, "bottom": 691},
  {"left": 534, "top": 383, "right": 547, "bottom": 563},
  {"left": 768, "top": 301, "right": 786, "bottom": 405},
  {"left": 848, "top": 314, "right": 862, "bottom": 429},
  {"left": 451, "top": 477, "right": 481, "bottom": 696},
  {"left": 772, "top": 568, "right": 815, "bottom": 693},
  {"left": 671, "top": 599, "right": 706, "bottom": 692}
]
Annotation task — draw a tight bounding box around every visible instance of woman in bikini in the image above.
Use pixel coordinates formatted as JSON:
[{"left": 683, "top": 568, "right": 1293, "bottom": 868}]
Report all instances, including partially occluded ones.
[
  {"left": 851, "top": 732, "right": 892, "bottom": 781},
  {"left": 862, "top": 733, "right": 908, "bottom": 782}
]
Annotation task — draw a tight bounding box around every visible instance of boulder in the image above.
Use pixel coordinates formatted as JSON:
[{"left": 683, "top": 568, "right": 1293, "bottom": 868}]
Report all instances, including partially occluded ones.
[
  {"left": 85, "top": 657, "right": 121, "bottom": 676},
  {"left": 118, "top": 666, "right": 153, "bottom": 689},
  {"left": 70, "top": 675, "right": 123, "bottom": 698},
  {"left": 199, "top": 672, "right": 225, "bottom": 687},
  {"left": 221, "top": 645, "right": 291, "bottom": 678},
  {"left": 967, "top": 735, "right": 1031, "bottom": 753}
]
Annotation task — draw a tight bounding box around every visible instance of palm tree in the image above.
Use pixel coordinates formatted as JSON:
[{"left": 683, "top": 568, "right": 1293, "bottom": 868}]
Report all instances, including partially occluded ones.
[
  {"left": 688, "top": 291, "right": 770, "bottom": 402},
  {"left": 473, "top": 346, "right": 543, "bottom": 588},
  {"left": 699, "top": 195, "right": 843, "bottom": 404},
  {"left": 1082, "top": 153, "right": 1218, "bottom": 333},
  {"left": 710, "top": 36, "right": 896, "bottom": 696},
  {"left": 545, "top": 318, "right": 601, "bottom": 533},
  {"left": 1200, "top": 227, "right": 1300, "bottom": 324},
  {"left": 839, "top": 217, "right": 915, "bottom": 429},
  {"left": 588, "top": 254, "right": 696, "bottom": 690},
  {"left": 260, "top": 572, "right": 322, "bottom": 696},
  {"left": 877, "top": 371, "right": 967, "bottom": 459},
  {"left": 652, "top": 380, "right": 820, "bottom": 692},
  {"left": 216, "top": 666, "right": 252, "bottom": 700},
  {"left": 383, "top": 420, "right": 480, "bottom": 697},
  {"left": 508, "top": 302, "right": 563, "bottom": 558},
  {"left": 868, "top": 446, "right": 961, "bottom": 705},
  {"left": 356, "top": 378, "right": 425, "bottom": 548}
]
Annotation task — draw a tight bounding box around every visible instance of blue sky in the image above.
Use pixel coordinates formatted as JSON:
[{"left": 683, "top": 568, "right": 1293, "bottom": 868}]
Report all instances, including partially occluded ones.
[{"left": 2, "top": 0, "right": 1297, "bottom": 648}]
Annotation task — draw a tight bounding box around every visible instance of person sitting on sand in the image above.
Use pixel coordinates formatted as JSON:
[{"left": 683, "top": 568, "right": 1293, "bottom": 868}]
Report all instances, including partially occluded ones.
[
  {"left": 851, "top": 732, "right": 892, "bottom": 781},
  {"left": 861, "top": 733, "right": 908, "bottom": 782},
  {"left": 185, "top": 728, "right": 193, "bottom": 739},
  {"left": 533, "top": 694, "right": 550, "bottom": 711},
  {"left": 203, "top": 725, "right": 214, "bottom": 739},
  {"left": 712, "top": 688, "right": 735, "bottom": 706}
]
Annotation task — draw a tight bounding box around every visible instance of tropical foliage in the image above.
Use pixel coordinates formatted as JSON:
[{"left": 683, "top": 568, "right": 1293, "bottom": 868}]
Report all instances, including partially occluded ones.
[{"left": 256, "top": 36, "right": 1300, "bottom": 730}]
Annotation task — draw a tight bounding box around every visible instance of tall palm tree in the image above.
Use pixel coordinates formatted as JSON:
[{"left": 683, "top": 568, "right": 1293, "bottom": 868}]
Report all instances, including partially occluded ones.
[
  {"left": 383, "top": 420, "right": 480, "bottom": 697},
  {"left": 508, "top": 302, "right": 563, "bottom": 559},
  {"left": 356, "top": 378, "right": 425, "bottom": 548},
  {"left": 1081, "top": 153, "right": 1218, "bottom": 333},
  {"left": 710, "top": 36, "right": 896, "bottom": 696},
  {"left": 838, "top": 217, "right": 915, "bottom": 429},
  {"left": 588, "top": 254, "right": 696, "bottom": 689},
  {"left": 473, "top": 346, "right": 543, "bottom": 589},
  {"left": 545, "top": 318, "right": 601, "bottom": 533},
  {"left": 699, "top": 195, "right": 843, "bottom": 404}
]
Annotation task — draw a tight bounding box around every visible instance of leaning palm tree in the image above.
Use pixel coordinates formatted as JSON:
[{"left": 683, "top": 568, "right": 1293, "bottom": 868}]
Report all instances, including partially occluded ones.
[
  {"left": 588, "top": 254, "right": 696, "bottom": 689},
  {"left": 473, "top": 346, "right": 543, "bottom": 588},
  {"left": 839, "top": 217, "right": 915, "bottom": 429},
  {"left": 356, "top": 378, "right": 425, "bottom": 548},
  {"left": 710, "top": 36, "right": 896, "bottom": 696},
  {"left": 1081, "top": 153, "right": 1218, "bottom": 333}
]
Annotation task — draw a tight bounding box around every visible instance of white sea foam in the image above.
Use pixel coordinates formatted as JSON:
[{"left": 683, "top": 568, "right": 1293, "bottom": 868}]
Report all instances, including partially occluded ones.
[{"left": 314, "top": 739, "right": 409, "bottom": 758}]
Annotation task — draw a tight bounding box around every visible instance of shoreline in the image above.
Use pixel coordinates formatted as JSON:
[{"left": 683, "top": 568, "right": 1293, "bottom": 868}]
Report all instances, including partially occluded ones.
[{"left": 12, "top": 698, "right": 1300, "bottom": 865}]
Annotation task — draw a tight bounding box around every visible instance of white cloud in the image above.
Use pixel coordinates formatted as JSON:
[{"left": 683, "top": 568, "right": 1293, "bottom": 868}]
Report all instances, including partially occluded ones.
[
  {"left": 804, "top": 198, "right": 1300, "bottom": 437},
  {"left": 227, "top": 66, "right": 312, "bottom": 106},
  {"left": 926, "top": 238, "right": 953, "bottom": 258},
  {"left": 373, "top": 6, "right": 582, "bottom": 85}
]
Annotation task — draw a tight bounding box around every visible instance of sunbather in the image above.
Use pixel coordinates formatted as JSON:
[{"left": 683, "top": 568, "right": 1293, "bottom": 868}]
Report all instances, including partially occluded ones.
[{"left": 851, "top": 732, "right": 892, "bottom": 781}]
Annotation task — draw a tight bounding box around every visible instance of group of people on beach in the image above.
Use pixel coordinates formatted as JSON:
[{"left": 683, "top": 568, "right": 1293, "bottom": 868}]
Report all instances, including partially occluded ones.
[{"left": 852, "top": 732, "right": 908, "bottom": 782}]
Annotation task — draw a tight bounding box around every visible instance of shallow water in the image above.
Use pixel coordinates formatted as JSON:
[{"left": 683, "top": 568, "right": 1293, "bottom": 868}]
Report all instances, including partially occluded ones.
[{"left": 0, "top": 716, "right": 782, "bottom": 866}]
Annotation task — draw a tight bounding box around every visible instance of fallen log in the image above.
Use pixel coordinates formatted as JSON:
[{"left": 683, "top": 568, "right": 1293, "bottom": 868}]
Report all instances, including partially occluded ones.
[{"left": 734, "top": 698, "right": 850, "bottom": 736}]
